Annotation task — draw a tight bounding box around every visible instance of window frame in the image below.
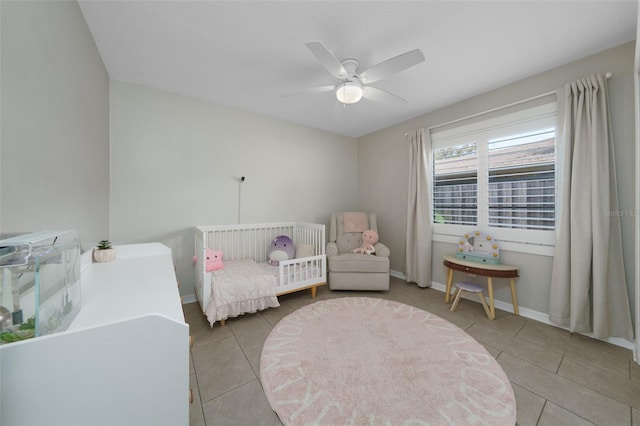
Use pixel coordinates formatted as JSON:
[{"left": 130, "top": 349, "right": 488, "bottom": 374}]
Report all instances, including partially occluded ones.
[{"left": 431, "top": 103, "right": 558, "bottom": 248}]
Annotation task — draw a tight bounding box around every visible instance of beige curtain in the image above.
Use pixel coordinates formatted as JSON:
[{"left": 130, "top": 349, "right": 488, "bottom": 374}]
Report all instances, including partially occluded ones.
[
  {"left": 549, "top": 74, "right": 633, "bottom": 340},
  {"left": 405, "top": 129, "right": 432, "bottom": 288}
]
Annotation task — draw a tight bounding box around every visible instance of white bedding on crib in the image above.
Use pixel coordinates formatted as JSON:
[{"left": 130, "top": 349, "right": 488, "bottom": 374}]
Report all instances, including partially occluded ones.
[{"left": 206, "top": 260, "right": 280, "bottom": 326}]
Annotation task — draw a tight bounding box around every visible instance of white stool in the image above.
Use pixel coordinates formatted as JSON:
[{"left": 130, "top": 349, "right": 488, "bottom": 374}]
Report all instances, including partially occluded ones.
[{"left": 450, "top": 282, "right": 492, "bottom": 319}]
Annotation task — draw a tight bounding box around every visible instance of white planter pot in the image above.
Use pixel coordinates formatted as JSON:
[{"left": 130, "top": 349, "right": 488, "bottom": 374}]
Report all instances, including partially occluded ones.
[{"left": 93, "top": 248, "right": 116, "bottom": 263}]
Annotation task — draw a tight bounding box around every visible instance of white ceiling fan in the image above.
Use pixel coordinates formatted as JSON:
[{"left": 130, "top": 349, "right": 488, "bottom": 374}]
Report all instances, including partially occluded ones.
[{"left": 299, "top": 41, "right": 425, "bottom": 105}]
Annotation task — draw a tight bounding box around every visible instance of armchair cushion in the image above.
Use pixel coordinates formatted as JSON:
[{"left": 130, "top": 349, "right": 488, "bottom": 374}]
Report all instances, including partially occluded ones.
[
  {"left": 327, "top": 253, "right": 390, "bottom": 274},
  {"left": 337, "top": 232, "right": 364, "bottom": 254},
  {"left": 331, "top": 212, "right": 381, "bottom": 254}
]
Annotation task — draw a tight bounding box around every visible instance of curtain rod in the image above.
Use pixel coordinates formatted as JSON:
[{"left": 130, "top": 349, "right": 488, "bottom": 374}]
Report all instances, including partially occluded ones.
[{"left": 404, "top": 72, "right": 612, "bottom": 137}]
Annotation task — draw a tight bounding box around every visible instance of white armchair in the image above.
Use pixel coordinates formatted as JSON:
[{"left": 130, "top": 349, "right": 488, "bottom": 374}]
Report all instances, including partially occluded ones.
[{"left": 326, "top": 212, "right": 390, "bottom": 291}]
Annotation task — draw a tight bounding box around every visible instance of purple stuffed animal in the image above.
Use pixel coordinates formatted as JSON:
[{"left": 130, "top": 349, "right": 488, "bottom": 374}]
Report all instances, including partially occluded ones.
[{"left": 268, "top": 235, "right": 295, "bottom": 266}]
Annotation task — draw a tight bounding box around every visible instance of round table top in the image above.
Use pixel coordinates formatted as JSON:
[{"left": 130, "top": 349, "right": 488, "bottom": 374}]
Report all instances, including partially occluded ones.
[{"left": 443, "top": 254, "right": 518, "bottom": 272}]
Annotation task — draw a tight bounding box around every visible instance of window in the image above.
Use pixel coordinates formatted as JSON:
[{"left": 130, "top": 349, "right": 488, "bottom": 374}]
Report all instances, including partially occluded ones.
[
  {"left": 433, "top": 143, "right": 477, "bottom": 226},
  {"left": 488, "top": 131, "right": 555, "bottom": 231},
  {"left": 431, "top": 103, "right": 557, "bottom": 245}
]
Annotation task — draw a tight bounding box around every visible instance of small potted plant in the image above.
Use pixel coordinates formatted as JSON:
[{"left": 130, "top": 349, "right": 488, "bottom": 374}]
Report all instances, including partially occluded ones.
[{"left": 93, "top": 239, "right": 116, "bottom": 263}]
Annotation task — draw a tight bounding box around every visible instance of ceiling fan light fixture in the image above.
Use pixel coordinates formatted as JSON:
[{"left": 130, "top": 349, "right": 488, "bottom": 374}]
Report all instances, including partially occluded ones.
[{"left": 336, "top": 81, "right": 363, "bottom": 104}]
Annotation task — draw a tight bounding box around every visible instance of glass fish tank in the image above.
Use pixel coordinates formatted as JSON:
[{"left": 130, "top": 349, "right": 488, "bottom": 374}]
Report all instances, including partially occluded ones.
[{"left": 0, "top": 230, "right": 81, "bottom": 344}]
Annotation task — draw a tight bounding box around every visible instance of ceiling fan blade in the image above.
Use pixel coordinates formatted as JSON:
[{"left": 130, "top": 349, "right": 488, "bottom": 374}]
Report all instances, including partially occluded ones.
[
  {"left": 362, "top": 86, "right": 407, "bottom": 104},
  {"left": 305, "top": 42, "right": 348, "bottom": 79},
  {"left": 284, "top": 85, "right": 336, "bottom": 98},
  {"left": 359, "top": 49, "right": 425, "bottom": 84}
]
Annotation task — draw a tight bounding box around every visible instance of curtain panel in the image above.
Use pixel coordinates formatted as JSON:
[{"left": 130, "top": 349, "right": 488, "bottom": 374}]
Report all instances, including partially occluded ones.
[
  {"left": 405, "top": 129, "right": 433, "bottom": 288},
  {"left": 549, "top": 74, "right": 633, "bottom": 340}
]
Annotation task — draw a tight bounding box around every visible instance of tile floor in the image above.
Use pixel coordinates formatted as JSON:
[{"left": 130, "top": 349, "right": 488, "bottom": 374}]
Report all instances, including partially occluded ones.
[{"left": 184, "top": 276, "right": 640, "bottom": 426}]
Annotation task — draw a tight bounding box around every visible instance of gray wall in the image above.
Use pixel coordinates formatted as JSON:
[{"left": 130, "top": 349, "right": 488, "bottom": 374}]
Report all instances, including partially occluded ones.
[
  {"left": 109, "top": 81, "right": 358, "bottom": 297},
  {"left": 1, "top": 0, "right": 109, "bottom": 250},
  {"left": 358, "top": 42, "right": 637, "bottom": 319}
]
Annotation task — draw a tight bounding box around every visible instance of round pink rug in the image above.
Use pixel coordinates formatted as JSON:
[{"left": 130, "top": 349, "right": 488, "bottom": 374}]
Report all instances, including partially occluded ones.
[{"left": 260, "top": 297, "right": 516, "bottom": 425}]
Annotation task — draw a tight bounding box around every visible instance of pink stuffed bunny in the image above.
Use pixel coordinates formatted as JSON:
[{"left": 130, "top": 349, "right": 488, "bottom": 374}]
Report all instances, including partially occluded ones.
[
  {"left": 192, "top": 248, "right": 224, "bottom": 272},
  {"left": 352, "top": 230, "right": 379, "bottom": 255}
]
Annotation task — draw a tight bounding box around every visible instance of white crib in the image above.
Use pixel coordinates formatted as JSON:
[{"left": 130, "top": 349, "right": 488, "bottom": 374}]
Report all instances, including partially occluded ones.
[{"left": 194, "top": 222, "right": 326, "bottom": 320}]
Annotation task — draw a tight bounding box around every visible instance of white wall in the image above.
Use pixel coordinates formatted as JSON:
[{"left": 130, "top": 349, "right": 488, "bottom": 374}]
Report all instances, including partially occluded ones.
[
  {"left": 3, "top": 1, "right": 634, "bottom": 324},
  {"left": 109, "top": 81, "right": 358, "bottom": 297},
  {"left": 0, "top": 0, "right": 109, "bottom": 250},
  {"left": 359, "top": 42, "right": 637, "bottom": 321}
]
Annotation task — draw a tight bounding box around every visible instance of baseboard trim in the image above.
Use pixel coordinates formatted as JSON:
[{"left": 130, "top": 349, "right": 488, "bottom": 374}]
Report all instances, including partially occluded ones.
[
  {"left": 389, "top": 269, "right": 405, "bottom": 280},
  {"left": 181, "top": 294, "right": 198, "bottom": 304}
]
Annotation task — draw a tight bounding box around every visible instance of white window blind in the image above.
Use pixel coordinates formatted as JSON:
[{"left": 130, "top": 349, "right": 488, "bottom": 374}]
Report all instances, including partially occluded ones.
[
  {"left": 430, "top": 102, "right": 558, "bottom": 245},
  {"left": 433, "top": 143, "right": 477, "bottom": 225},
  {"left": 488, "top": 130, "right": 556, "bottom": 230}
]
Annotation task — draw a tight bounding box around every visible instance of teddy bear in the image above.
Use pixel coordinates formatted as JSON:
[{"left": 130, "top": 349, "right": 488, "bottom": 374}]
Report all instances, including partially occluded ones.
[{"left": 352, "top": 230, "right": 379, "bottom": 255}]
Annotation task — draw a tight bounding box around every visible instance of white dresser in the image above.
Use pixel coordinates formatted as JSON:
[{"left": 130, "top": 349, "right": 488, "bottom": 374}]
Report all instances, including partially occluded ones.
[{"left": 0, "top": 243, "right": 189, "bottom": 426}]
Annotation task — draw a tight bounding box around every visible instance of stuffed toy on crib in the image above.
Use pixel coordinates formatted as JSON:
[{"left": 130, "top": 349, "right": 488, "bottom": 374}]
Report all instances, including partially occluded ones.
[
  {"left": 268, "top": 235, "right": 295, "bottom": 266},
  {"left": 193, "top": 248, "right": 224, "bottom": 272},
  {"left": 352, "top": 230, "right": 378, "bottom": 255}
]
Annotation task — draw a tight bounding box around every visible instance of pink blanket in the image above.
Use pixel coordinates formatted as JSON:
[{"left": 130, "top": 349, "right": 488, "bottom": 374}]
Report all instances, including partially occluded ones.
[{"left": 343, "top": 212, "right": 368, "bottom": 233}]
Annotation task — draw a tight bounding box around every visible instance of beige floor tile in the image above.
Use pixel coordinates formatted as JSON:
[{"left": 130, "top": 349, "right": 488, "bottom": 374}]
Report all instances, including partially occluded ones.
[
  {"left": 190, "top": 323, "right": 234, "bottom": 349},
  {"left": 260, "top": 303, "right": 296, "bottom": 327},
  {"left": 511, "top": 383, "right": 545, "bottom": 426},
  {"left": 571, "top": 333, "right": 633, "bottom": 360},
  {"left": 481, "top": 341, "right": 502, "bottom": 358},
  {"left": 226, "top": 310, "right": 271, "bottom": 333},
  {"left": 245, "top": 346, "right": 263, "bottom": 380},
  {"left": 518, "top": 318, "right": 573, "bottom": 343},
  {"left": 429, "top": 290, "right": 488, "bottom": 322},
  {"left": 228, "top": 313, "right": 274, "bottom": 352},
  {"left": 184, "top": 302, "right": 234, "bottom": 348},
  {"left": 182, "top": 303, "right": 207, "bottom": 327},
  {"left": 192, "top": 336, "right": 257, "bottom": 403},
  {"left": 182, "top": 300, "right": 204, "bottom": 318},
  {"left": 427, "top": 304, "right": 476, "bottom": 330},
  {"left": 279, "top": 288, "right": 326, "bottom": 308},
  {"left": 633, "top": 407, "right": 640, "bottom": 426},
  {"left": 558, "top": 357, "right": 640, "bottom": 409},
  {"left": 202, "top": 379, "right": 283, "bottom": 426},
  {"left": 474, "top": 316, "right": 526, "bottom": 337},
  {"left": 386, "top": 289, "right": 425, "bottom": 306},
  {"left": 630, "top": 360, "right": 640, "bottom": 383},
  {"left": 516, "top": 323, "right": 629, "bottom": 378},
  {"left": 498, "top": 352, "right": 630, "bottom": 425},
  {"left": 566, "top": 344, "right": 630, "bottom": 379},
  {"left": 538, "top": 402, "right": 597, "bottom": 426},
  {"left": 467, "top": 323, "right": 562, "bottom": 372}
]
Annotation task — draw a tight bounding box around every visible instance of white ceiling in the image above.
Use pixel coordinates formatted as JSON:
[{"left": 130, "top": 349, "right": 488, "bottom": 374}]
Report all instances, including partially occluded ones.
[{"left": 78, "top": 0, "right": 637, "bottom": 138}]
